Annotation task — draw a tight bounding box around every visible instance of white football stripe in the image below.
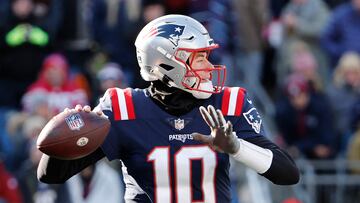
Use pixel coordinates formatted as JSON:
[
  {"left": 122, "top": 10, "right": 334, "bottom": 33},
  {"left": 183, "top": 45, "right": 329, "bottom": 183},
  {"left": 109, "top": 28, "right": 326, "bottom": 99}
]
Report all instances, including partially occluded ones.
[
  {"left": 228, "top": 87, "right": 239, "bottom": 115},
  {"left": 116, "top": 89, "right": 129, "bottom": 120}
]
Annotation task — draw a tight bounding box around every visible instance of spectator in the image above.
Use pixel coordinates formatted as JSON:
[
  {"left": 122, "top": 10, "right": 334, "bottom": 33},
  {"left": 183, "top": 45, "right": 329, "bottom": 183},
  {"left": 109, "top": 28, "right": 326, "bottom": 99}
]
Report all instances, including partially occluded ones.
[
  {"left": 321, "top": 0, "right": 360, "bottom": 67},
  {"left": 326, "top": 52, "right": 360, "bottom": 153},
  {"left": 54, "top": 0, "right": 96, "bottom": 83},
  {"left": 6, "top": 114, "right": 47, "bottom": 169},
  {"left": 22, "top": 53, "right": 88, "bottom": 117},
  {"left": 66, "top": 161, "right": 123, "bottom": 203},
  {"left": 0, "top": 159, "right": 23, "bottom": 203},
  {"left": 231, "top": 0, "right": 269, "bottom": 85},
  {"left": 88, "top": 0, "right": 164, "bottom": 88},
  {"left": 290, "top": 40, "right": 325, "bottom": 93},
  {"left": 231, "top": 0, "right": 275, "bottom": 115},
  {"left": 277, "top": 0, "right": 329, "bottom": 87},
  {"left": 275, "top": 73, "right": 335, "bottom": 159},
  {"left": 97, "top": 62, "right": 128, "bottom": 91},
  {"left": 0, "top": 0, "right": 62, "bottom": 109},
  {"left": 16, "top": 139, "right": 70, "bottom": 203},
  {"left": 90, "top": 62, "right": 128, "bottom": 105}
]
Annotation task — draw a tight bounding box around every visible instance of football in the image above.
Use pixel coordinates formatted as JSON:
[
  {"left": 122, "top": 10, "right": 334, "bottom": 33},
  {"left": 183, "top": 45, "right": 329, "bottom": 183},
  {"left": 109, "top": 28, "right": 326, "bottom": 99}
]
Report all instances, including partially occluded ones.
[{"left": 37, "top": 110, "right": 110, "bottom": 160}]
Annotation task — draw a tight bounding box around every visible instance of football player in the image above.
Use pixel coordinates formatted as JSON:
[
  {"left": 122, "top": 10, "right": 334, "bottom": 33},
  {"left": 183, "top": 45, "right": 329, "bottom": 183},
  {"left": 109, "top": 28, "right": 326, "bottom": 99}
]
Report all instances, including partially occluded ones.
[{"left": 37, "top": 15, "right": 299, "bottom": 202}]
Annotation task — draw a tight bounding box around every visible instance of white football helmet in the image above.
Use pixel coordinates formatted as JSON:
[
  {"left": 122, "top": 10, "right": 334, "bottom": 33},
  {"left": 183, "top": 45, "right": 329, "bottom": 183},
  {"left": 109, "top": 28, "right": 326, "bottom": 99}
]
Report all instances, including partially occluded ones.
[{"left": 135, "top": 14, "right": 226, "bottom": 99}]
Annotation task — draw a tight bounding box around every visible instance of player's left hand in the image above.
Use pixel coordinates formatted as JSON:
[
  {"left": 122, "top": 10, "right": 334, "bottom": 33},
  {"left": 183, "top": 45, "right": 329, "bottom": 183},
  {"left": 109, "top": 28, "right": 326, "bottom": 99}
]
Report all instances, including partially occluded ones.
[{"left": 192, "top": 105, "right": 240, "bottom": 154}]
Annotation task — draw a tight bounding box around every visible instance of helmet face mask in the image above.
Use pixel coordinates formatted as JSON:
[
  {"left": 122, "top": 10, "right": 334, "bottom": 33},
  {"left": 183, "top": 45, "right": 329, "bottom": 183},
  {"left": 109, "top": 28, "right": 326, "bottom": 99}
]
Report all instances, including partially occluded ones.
[
  {"left": 135, "top": 14, "right": 226, "bottom": 98},
  {"left": 175, "top": 47, "right": 226, "bottom": 94}
]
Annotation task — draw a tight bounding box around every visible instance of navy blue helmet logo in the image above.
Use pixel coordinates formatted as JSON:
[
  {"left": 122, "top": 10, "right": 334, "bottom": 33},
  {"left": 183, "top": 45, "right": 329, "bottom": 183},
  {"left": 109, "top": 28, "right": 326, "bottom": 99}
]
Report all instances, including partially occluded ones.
[{"left": 145, "top": 24, "right": 185, "bottom": 46}]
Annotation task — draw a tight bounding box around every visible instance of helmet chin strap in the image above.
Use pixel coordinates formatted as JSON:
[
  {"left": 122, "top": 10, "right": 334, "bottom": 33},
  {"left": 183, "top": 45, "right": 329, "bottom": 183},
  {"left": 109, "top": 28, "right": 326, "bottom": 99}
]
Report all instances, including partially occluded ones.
[{"left": 150, "top": 67, "right": 177, "bottom": 87}]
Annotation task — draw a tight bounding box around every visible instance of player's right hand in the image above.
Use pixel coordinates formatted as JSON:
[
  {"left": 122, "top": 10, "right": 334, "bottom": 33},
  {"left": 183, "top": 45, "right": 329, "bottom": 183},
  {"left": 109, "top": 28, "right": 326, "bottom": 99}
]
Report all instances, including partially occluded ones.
[{"left": 64, "top": 104, "right": 104, "bottom": 116}]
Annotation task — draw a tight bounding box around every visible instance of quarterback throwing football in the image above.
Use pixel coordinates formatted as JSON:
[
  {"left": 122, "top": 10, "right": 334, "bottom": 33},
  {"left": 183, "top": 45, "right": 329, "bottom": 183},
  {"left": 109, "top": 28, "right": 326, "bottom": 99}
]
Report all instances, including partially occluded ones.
[{"left": 38, "top": 15, "right": 299, "bottom": 202}]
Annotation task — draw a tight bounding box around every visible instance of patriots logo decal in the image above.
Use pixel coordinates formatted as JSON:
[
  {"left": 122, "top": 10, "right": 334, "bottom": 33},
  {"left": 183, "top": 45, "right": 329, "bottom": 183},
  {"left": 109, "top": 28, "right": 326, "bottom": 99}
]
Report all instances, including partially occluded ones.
[
  {"left": 243, "top": 108, "right": 262, "bottom": 134},
  {"left": 144, "top": 24, "right": 185, "bottom": 46}
]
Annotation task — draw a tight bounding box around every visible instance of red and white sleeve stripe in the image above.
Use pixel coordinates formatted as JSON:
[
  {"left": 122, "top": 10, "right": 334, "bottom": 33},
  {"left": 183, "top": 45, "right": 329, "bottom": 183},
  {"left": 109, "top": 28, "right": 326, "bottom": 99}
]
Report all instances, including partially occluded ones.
[
  {"left": 221, "top": 87, "right": 246, "bottom": 116},
  {"left": 108, "top": 88, "right": 136, "bottom": 121}
]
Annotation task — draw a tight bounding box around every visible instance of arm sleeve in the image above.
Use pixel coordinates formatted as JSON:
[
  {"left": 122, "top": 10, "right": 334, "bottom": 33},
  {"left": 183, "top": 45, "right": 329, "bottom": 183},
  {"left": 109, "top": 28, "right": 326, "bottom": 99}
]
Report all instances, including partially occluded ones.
[
  {"left": 37, "top": 147, "right": 105, "bottom": 184},
  {"left": 244, "top": 136, "right": 300, "bottom": 185}
]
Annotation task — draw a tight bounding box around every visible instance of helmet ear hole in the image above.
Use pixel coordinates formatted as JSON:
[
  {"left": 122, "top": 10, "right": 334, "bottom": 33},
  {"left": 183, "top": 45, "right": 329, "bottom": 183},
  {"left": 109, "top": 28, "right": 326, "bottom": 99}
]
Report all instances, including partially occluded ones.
[
  {"left": 159, "top": 64, "right": 175, "bottom": 71},
  {"left": 145, "top": 65, "right": 153, "bottom": 73},
  {"left": 140, "top": 65, "right": 157, "bottom": 81}
]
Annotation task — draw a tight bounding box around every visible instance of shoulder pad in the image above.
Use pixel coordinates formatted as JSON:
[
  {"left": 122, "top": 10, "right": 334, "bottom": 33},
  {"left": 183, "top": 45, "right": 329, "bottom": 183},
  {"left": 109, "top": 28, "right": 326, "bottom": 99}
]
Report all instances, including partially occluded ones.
[
  {"left": 221, "top": 87, "right": 246, "bottom": 116},
  {"left": 96, "top": 88, "right": 136, "bottom": 121}
]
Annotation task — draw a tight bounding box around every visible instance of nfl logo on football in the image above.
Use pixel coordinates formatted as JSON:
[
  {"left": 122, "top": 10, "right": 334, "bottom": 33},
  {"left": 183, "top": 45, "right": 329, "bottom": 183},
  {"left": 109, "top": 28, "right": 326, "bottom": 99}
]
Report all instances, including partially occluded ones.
[
  {"left": 174, "top": 118, "right": 184, "bottom": 130},
  {"left": 65, "top": 113, "right": 85, "bottom": 131}
]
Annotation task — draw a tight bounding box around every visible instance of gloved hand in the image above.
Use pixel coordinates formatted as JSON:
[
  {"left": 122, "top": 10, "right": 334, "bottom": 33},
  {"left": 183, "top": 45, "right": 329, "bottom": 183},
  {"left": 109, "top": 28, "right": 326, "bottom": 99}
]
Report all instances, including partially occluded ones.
[{"left": 192, "top": 105, "right": 240, "bottom": 154}]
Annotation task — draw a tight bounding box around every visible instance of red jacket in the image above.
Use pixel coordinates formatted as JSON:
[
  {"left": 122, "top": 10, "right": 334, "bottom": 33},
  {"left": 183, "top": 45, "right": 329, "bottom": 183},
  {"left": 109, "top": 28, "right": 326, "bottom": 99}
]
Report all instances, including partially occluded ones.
[
  {"left": 22, "top": 53, "right": 88, "bottom": 115},
  {"left": 0, "top": 162, "right": 23, "bottom": 203}
]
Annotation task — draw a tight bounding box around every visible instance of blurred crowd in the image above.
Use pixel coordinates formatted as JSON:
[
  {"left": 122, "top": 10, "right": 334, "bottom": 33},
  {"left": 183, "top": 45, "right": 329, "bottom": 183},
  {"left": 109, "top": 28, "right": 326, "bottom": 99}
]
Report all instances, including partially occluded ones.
[{"left": 0, "top": 0, "right": 360, "bottom": 202}]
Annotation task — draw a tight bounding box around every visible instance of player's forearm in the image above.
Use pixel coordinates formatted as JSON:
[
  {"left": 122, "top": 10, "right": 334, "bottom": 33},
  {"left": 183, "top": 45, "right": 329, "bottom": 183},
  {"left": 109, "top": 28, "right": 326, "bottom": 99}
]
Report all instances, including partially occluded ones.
[
  {"left": 37, "top": 147, "right": 105, "bottom": 184},
  {"left": 261, "top": 148, "right": 300, "bottom": 185},
  {"left": 233, "top": 136, "right": 299, "bottom": 185},
  {"left": 37, "top": 154, "right": 69, "bottom": 184}
]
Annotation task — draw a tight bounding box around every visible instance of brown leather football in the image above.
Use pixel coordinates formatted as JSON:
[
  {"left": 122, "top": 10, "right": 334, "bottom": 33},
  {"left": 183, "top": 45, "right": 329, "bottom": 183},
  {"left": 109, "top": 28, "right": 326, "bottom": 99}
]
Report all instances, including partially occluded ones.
[{"left": 37, "top": 111, "right": 110, "bottom": 160}]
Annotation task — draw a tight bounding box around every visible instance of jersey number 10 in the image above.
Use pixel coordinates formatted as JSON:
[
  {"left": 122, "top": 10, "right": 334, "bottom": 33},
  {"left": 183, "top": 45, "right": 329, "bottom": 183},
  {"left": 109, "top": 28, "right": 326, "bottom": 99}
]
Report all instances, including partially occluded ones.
[{"left": 148, "top": 146, "right": 217, "bottom": 203}]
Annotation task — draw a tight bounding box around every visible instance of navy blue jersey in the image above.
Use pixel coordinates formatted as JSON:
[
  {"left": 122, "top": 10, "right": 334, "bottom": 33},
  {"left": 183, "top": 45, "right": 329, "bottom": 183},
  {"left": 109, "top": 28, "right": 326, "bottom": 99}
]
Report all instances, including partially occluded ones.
[{"left": 97, "top": 87, "right": 266, "bottom": 203}]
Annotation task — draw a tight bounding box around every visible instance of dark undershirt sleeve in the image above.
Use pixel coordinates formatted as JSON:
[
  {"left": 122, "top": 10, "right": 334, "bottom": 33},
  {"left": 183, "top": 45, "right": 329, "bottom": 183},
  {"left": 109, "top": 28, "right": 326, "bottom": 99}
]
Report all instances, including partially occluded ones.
[
  {"left": 37, "top": 147, "right": 105, "bottom": 184},
  {"left": 244, "top": 136, "right": 300, "bottom": 185}
]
